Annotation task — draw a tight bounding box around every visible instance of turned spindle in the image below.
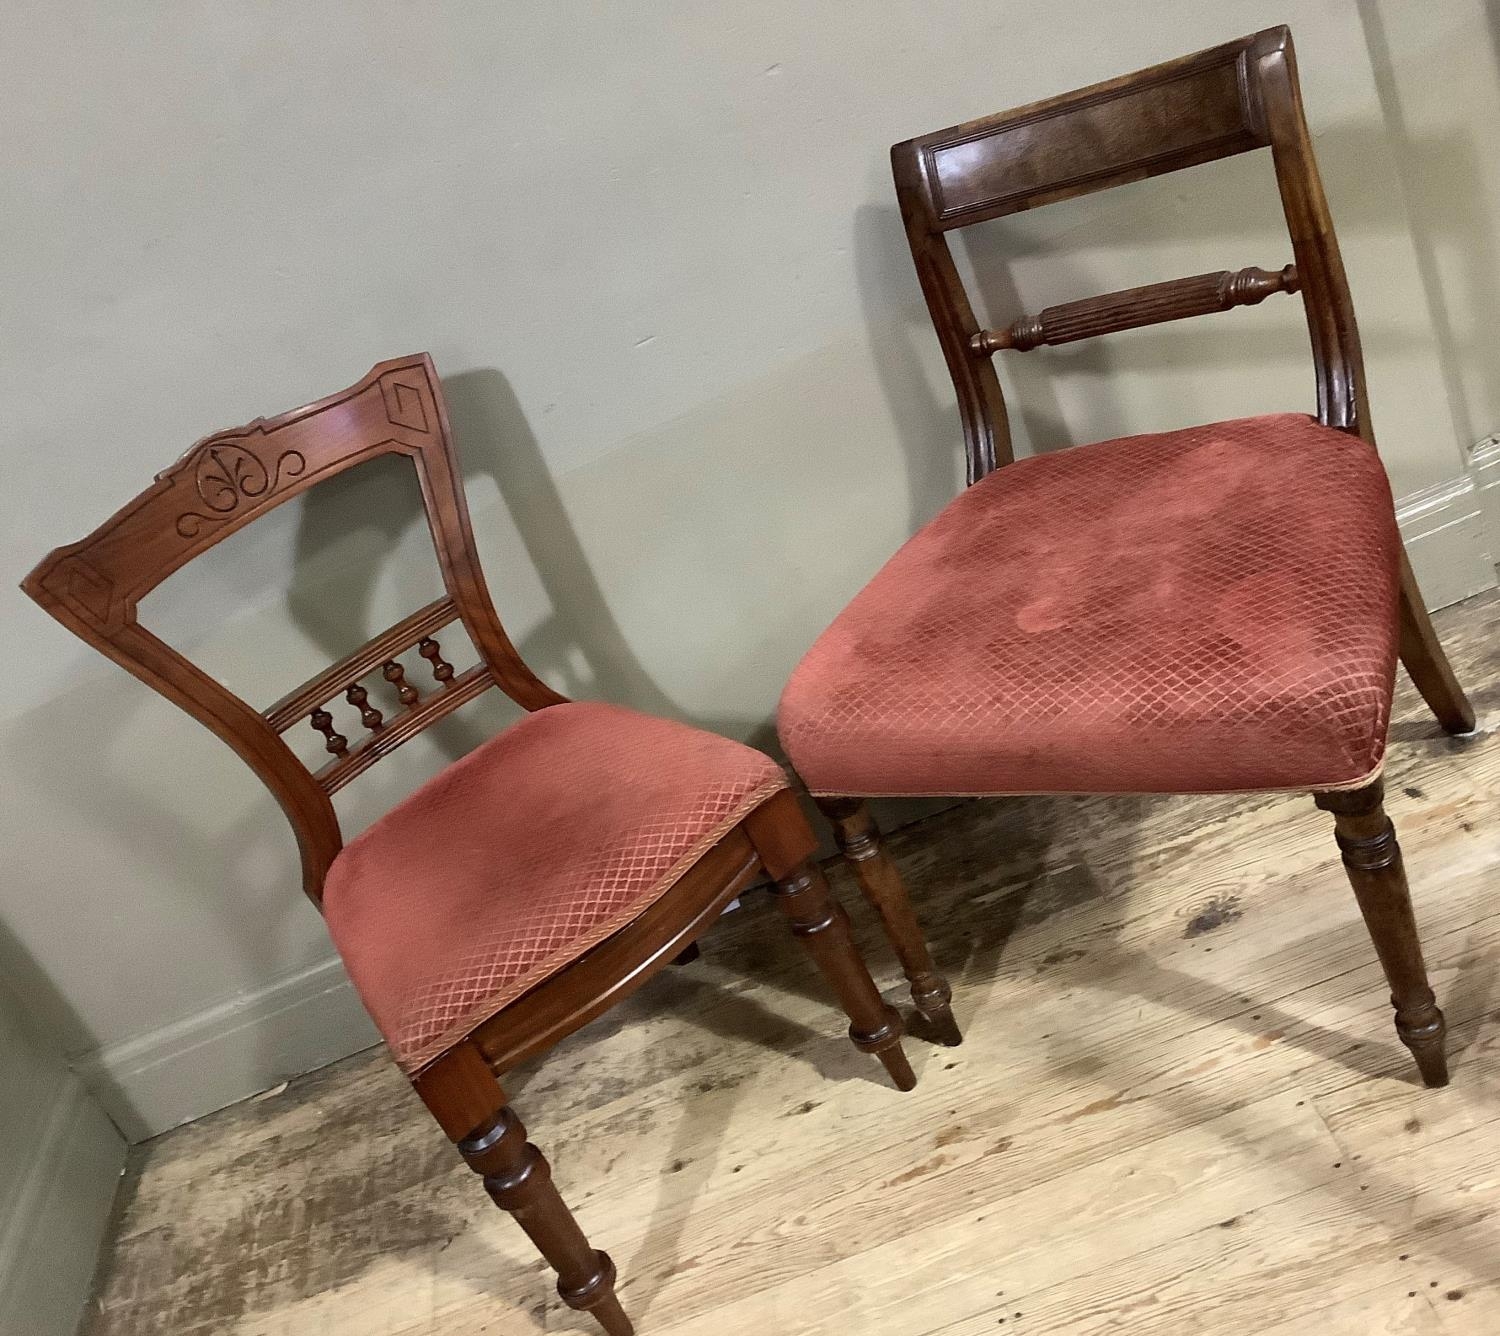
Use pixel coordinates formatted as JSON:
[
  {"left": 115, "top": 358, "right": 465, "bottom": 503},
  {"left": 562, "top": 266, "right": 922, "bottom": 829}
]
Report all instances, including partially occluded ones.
[
  {"left": 382, "top": 658, "right": 420, "bottom": 706},
  {"left": 345, "top": 682, "right": 383, "bottom": 731},
  {"left": 968, "top": 262, "right": 1301, "bottom": 355},
  {"left": 419, "top": 636, "right": 455, "bottom": 684},
  {"left": 309, "top": 708, "right": 348, "bottom": 756}
]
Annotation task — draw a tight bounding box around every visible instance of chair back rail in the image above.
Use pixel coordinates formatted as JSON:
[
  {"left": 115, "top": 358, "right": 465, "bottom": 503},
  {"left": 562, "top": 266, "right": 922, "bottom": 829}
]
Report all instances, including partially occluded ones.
[
  {"left": 891, "top": 26, "right": 1368, "bottom": 482},
  {"left": 970, "top": 263, "right": 1301, "bottom": 354},
  {"left": 22, "top": 355, "right": 565, "bottom": 902}
]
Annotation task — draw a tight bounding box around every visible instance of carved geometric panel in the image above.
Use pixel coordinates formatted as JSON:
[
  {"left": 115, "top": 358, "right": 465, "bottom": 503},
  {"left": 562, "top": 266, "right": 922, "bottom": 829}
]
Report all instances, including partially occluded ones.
[
  {"left": 59, "top": 553, "right": 118, "bottom": 627},
  {"left": 382, "top": 379, "right": 429, "bottom": 433}
]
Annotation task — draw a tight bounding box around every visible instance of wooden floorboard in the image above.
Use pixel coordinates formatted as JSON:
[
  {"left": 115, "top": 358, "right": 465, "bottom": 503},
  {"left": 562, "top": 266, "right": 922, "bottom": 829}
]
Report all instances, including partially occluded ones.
[{"left": 83, "top": 590, "right": 1500, "bottom": 1335}]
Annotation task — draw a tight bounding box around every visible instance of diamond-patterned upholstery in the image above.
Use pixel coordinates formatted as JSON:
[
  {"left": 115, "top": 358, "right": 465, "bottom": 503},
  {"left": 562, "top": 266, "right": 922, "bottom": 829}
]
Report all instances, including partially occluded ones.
[
  {"left": 778, "top": 415, "right": 1402, "bottom": 798},
  {"left": 324, "top": 702, "right": 787, "bottom": 1072}
]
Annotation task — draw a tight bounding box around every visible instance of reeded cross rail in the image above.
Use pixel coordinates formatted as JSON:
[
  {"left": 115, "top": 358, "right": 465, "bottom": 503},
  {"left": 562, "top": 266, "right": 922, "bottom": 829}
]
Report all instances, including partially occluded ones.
[{"left": 969, "top": 263, "right": 1301, "bottom": 355}]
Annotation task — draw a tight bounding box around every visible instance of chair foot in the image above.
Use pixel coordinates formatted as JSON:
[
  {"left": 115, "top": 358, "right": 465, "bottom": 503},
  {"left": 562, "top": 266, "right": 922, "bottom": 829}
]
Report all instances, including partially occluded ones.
[
  {"left": 1315, "top": 780, "right": 1449, "bottom": 1089},
  {"left": 914, "top": 994, "right": 965, "bottom": 1049},
  {"left": 459, "top": 1103, "right": 634, "bottom": 1335},
  {"left": 817, "top": 797, "right": 962, "bottom": 1047},
  {"left": 1402, "top": 1018, "right": 1450, "bottom": 1090},
  {"left": 1398, "top": 552, "right": 1475, "bottom": 735},
  {"left": 875, "top": 1040, "right": 919, "bottom": 1091},
  {"left": 771, "top": 856, "right": 917, "bottom": 1091}
]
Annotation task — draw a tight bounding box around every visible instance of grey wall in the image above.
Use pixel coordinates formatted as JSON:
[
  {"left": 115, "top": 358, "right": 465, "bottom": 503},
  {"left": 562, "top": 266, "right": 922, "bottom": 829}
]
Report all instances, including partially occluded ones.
[
  {"left": 0, "top": 979, "right": 126, "bottom": 1334},
  {"left": 1355, "top": 0, "right": 1500, "bottom": 543},
  {"left": 3, "top": 0, "right": 1498, "bottom": 1139}
]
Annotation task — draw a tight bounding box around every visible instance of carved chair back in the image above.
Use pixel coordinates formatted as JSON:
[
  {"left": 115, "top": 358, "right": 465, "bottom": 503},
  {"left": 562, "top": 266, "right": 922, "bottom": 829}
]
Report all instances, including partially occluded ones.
[
  {"left": 22, "top": 355, "right": 565, "bottom": 902},
  {"left": 891, "top": 25, "right": 1369, "bottom": 483}
]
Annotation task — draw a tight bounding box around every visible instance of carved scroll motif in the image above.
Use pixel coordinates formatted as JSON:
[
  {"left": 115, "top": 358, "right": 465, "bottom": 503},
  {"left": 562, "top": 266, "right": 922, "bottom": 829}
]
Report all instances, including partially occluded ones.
[{"left": 175, "top": 443, "right": 307, "bottom": 538}]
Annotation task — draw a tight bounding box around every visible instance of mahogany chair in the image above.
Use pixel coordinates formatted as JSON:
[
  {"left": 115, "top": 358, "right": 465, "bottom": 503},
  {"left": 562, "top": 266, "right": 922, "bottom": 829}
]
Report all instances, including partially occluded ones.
[
  {"left": 779, "top": 27, "right": 1476, "bottom": 1086},
  {"left": 22, "top": 355, "right": 915, "bottom": 1336}
]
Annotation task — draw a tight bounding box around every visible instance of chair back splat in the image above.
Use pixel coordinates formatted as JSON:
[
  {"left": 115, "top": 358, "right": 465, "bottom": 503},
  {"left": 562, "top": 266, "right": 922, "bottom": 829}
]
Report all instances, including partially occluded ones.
[
  {"left": 891, "top": 25, "right": 1367, "bottom": 483},
  {"left": 22, "top": 355, "right": 566, "bottom": 902}
]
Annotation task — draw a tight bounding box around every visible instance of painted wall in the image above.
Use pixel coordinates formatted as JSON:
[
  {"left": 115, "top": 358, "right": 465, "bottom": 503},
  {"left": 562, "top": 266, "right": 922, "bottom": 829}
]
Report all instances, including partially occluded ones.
[
  {"left": 1356, "top": 0, "right": 1500, "bottom": 545},
  {"left": 0, "top": 979, "right": 126, "bottom": 1334},
  {"left": 3, "top": 0, "right": 1497, "bottom": 1137}
]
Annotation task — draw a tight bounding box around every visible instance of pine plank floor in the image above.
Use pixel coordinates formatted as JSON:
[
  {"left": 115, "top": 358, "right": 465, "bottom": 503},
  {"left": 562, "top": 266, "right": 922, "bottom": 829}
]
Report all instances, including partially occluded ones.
[{"left": 84, "top": 590, "right": 1500, "bottom": 1335}]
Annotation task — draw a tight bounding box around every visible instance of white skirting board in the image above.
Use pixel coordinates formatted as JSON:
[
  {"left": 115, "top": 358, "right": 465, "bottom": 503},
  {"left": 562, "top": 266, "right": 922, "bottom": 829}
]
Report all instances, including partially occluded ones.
[
  {"left": 76, "top": 956, "right": 379, "bottom": 1144},
  {"left": 69, "top": 471, "right": 1499, "bottom": 1143},
  {"left": 1472, "top": 436, "right": 1500, "bottom": 571},
  {"left": 1396, "top": 469, "right": 1498, "bottom": 609}
]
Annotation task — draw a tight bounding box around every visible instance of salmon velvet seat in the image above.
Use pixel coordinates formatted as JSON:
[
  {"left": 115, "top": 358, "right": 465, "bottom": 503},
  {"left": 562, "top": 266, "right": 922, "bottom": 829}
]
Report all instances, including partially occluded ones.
[
  {"left": 325, "top": 702, "right": 787, "bottom": 1073},
  {"left": 779, "top": 414, "right": 1402, "bottom": 799}
]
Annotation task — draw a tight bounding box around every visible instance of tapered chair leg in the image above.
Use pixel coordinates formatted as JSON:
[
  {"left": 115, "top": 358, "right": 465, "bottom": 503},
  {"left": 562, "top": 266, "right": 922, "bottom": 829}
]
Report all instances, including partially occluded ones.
[
  {"left": 1398, "top": 553, "right": 1476, "bottom": 735},
  {"left": 818, "top": 797, "right": 962, "bottom": 1047},
  {"left": 772, "top": 855, "right": 918, "bottom": 1091},
  {"left": 1315, "top": 779, "right": 1448, "bottom": 1088},
  {"left": 459, "top": 1101, "right": 633, "bottom": 1336}
]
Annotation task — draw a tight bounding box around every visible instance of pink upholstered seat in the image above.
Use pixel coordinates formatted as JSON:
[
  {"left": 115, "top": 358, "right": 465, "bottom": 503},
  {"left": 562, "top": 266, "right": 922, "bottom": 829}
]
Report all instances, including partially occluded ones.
[
  {"left": 779, "top": 415, "right": 1402, "bottom": 798},
  {"left": 324, "top": 702, "right": 786, "bottom": 1073}
]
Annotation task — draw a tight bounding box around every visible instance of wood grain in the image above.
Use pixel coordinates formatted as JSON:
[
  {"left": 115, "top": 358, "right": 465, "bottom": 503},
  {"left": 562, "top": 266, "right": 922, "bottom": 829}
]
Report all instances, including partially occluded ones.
[{"left": 81, "top": 591, "right": 1500, "bottom": 1336}]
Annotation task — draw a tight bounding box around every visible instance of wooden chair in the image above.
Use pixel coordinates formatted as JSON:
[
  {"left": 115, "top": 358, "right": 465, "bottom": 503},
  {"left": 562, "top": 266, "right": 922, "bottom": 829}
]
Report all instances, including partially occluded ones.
[
  {"left": 779, "top": 27, "right": 1476, "bottom": 1087},
  {"left": 21, "top": 355, "right": 916, "bottom": 1336}
]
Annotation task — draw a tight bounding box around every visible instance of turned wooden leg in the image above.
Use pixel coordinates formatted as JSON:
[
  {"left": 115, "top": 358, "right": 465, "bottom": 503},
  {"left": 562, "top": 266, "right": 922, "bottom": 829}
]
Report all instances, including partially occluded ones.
[
  {"left": 817, "top": 797, "right": 962, "bottom": 1047},
  {"left": 1398, "top": 551, "right": 1476, "bottom": 735},
  {"left": 771, "top": 855, "right": 917, "bottom": 1091},
  {"left": 1315, "top": 779, "right": 1448, "bottom": 1088},
  {"left": 459, "top": 1101, "right": 633, "bottom": 1336},
  {"left": 743, "top": 790, "right": 915, "bottom": 1090}
]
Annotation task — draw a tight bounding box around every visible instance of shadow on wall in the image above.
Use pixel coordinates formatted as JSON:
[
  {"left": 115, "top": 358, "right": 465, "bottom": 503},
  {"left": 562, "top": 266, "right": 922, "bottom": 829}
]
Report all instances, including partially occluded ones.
[
  {"left": 1357, "top": 0, "right": 1500, "bottom": 449},
  {"left": 285, "top": 364, "right": 783, "bottom": 756},
  {"left": 283, "top": 448, "right": 498, "bottom": 772},
  {"left": 443, "top": 369, "right": 694, "bottom": 723},
  {"left": 849, "top": 200, "right": 965, "bottom": 533},
  {"left": 3, "top": 662, "right": 311, "bottom": 1067},
  {"left": 0, "top": 904, "right": 98, "bottom": 1074}
]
